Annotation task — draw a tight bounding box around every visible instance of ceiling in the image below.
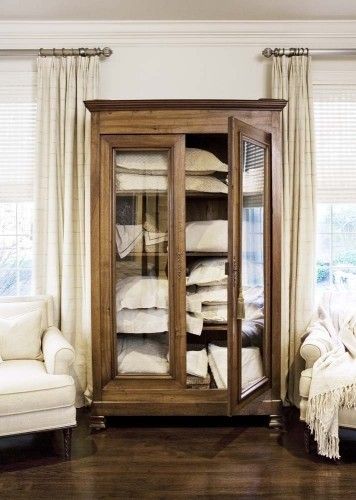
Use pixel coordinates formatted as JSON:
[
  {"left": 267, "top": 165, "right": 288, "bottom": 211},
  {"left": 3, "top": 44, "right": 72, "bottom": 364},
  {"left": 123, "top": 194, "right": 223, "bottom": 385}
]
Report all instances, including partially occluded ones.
[{"left": 1, "top": 0, "right": 356, "bottom": 21}]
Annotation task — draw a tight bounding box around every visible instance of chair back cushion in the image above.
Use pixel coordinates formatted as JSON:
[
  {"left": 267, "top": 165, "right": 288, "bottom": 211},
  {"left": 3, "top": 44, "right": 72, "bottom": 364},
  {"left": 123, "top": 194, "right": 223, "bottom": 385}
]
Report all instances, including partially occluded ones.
[
  {"left": 0, "top": 309, "right": 43, "bottom": 361},
  {"left": 0, "top": 295, "right": 54, "bottom": 331}
]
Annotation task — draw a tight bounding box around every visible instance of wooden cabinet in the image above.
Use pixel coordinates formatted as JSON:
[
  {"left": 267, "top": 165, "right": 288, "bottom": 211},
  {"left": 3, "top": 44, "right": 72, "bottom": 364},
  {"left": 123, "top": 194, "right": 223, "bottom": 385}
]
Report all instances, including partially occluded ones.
[{"left": 85, "top": 99, "right": 286, "bottom": 429}]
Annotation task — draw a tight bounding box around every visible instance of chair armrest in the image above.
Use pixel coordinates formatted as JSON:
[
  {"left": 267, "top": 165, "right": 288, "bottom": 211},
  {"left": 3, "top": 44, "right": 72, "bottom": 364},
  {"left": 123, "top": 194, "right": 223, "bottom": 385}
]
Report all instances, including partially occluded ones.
[
  {"left": 42, "top": 326, "right": 75, "bottom": 375},
  {"left": 300, "top": 329, "right": 333, "bottom": 368}
]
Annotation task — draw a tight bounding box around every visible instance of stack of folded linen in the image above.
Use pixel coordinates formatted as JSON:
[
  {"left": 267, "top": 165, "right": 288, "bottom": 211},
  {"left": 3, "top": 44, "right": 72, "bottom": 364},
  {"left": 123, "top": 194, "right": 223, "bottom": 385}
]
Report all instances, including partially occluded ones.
[
  {"left": 186, "top": 258, "right": 228, "bottom": 333},
  {"left": 115, "top": 148, "right": 228, "bottom": 194},
  {"left": 115, "top": 222, "right": 168, "bottom": 258},
  {"left": 208, "top": 343, "right": 264, "bottom": 390},
  {"left": 116, "top": 276, "right": 203, "bottom": 337}
]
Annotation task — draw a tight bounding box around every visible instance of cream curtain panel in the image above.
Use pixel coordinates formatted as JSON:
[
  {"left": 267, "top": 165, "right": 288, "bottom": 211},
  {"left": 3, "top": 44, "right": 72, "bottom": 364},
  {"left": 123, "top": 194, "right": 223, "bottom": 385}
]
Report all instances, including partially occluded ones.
[
  {"left": 34, "top": 56, "right": 99, "bottom": 406},
  {"left": 272, "top": 56, "right": 316, "bottom": 405}
]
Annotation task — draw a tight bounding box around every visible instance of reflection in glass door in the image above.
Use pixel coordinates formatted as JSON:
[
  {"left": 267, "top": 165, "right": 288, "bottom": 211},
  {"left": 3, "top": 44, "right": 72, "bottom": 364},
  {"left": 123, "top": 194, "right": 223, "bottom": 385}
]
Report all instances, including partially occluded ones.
[{"left": 241, "top": 140, "right": 266, "bottom": 392}]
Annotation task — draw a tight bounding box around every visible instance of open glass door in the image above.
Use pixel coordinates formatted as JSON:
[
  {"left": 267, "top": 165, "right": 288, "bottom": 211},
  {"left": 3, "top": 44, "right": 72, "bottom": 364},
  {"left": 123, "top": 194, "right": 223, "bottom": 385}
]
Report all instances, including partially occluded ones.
[{"left": 228, "top": 118, "right": 272, "bottom": 414}]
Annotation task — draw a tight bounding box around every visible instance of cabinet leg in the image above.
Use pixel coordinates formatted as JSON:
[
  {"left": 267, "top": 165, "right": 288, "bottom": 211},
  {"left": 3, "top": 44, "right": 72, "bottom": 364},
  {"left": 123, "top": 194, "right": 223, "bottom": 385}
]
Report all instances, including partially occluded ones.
[
  {"left": 269, "top": 414, "right": 284, "bottom": 431},
  {"left": 90, "top": 415, "right": 106, "bottom": 431},
  {"left": 63, "top": 427, "right": 72, "bottom": 460}
]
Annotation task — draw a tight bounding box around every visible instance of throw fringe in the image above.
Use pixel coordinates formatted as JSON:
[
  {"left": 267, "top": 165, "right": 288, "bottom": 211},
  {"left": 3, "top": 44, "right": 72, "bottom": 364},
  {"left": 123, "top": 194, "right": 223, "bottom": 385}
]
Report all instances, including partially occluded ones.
[{"left": 306, "top": 382, "right": 356, "bottom": 459}]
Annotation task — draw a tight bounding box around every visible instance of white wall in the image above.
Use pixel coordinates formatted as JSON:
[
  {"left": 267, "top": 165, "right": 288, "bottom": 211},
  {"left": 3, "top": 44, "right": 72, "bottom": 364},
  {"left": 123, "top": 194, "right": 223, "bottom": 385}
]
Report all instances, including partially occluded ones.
[
  {"left": 100, "top": 45, "right": 270, "bottom": 99},
  {"left": 1, "top": 21, "right": 356, "bottom": 98}
]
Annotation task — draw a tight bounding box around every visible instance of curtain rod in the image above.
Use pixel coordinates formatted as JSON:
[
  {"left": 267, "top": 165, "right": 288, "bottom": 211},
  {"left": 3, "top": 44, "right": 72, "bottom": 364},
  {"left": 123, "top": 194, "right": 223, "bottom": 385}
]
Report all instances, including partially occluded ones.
[
  {"left": 0, "top": 47, "right": 113, "bottom": 57},
  {"left": 262, "top": 47, "right": 356, "bottom": 58}
]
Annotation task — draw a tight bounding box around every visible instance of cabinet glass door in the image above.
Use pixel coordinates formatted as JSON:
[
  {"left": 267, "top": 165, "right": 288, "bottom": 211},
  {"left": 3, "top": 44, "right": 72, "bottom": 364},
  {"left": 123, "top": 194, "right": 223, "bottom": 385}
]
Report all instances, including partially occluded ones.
[
  {"left": 113, "top": 135, "right": 185, "bottom": 385},
  {"left": 228, "top": 119, "right": 271, "bottom": 414}
]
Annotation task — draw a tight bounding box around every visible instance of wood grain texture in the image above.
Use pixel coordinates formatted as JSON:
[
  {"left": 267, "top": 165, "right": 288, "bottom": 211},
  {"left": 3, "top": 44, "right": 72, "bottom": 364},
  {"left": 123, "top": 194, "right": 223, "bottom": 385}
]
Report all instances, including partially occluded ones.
[
  {"left": 84, "top": 99, "right": 287, "bottom": 112},
  {"left": 0, "top": 409, "right": 354, "bottom": 499}
]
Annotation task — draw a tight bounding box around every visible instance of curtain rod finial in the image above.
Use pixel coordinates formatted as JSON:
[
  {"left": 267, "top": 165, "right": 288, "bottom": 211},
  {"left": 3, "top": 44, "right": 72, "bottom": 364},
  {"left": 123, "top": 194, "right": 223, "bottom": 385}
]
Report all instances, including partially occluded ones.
[
  {"left": 262, "top": 48, "right": 273, "bottom": 58},
  {"left": 101, "top": 47, "right": 113, "bottom": 57}
]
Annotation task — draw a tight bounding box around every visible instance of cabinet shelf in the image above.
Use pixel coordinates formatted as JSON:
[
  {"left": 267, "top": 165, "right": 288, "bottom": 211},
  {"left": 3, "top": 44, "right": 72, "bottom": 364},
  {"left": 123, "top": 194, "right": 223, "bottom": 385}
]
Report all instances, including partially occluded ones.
[
  {"left": 116, "top": 191, "right": 227, "bottom": 198},
  {"left": 117, "top": 251, "right": 227, "bottom": 260},
  {"left": 202, "top": 324, "right": 228, "bottom": 331}
]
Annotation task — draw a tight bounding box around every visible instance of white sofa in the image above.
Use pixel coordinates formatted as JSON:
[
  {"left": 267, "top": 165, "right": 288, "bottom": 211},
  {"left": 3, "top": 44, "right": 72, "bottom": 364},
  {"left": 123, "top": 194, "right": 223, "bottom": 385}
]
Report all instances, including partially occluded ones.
[
  {"left": 0, "top": 295, "right": 76, "bottom": 459},
  {"left": 299, "top": 290, "right": 356, "bottom": 453}
]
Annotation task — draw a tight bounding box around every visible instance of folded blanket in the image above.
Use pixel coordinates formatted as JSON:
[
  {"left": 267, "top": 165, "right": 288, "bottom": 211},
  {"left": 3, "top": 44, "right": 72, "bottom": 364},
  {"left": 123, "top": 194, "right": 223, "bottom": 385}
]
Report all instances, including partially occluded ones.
[{"left": 306, "top": 310, "right": 356, "bottom": 459}]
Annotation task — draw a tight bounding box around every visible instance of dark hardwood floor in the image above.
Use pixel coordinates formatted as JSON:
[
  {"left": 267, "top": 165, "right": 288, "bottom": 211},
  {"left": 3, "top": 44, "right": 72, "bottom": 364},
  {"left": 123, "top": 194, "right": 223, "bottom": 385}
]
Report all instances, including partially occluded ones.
[{"left": 0, "top": 409, "right": 354, "bottom": 499}]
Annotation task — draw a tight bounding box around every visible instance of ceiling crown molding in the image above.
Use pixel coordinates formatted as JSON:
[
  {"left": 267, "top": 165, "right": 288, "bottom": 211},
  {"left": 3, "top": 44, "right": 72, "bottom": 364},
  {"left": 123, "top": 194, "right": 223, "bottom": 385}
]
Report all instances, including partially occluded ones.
[{"left": 1, "top": 20, "right": 356, "bottom": 48}]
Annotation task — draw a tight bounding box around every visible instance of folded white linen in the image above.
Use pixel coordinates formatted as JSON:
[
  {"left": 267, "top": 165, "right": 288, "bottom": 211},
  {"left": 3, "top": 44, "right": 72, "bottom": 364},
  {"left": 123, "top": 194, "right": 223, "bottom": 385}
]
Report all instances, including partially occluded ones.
[
  {"left": 186, "top": 313, "right": 204, "bottom": 336},
  {"left": 117, "top": 308, "right": 203, "bottom": 336},
  {"left": 186, "top": 293, "right": 203, "bottom": 314},
  {"left": 195, "top": 285, "right": 227, "bottom": 306},
  {"left": 116, "top": 148, "right": 228, "bottom": 175},
  {"left": 208, "top": 344, "right": 264, "bottom": 390},
  {"left": 116, "top": 277, "right": 168, "bottom": 311},
  {"left": 117, "top": 333, "right": 169, "bottom": 374},
  {"left": 186, "top": 220, "right": 228, "bottom": 252},
  {"left": 186, "top": 259, "right": 227, "bottom": 287},
  {"left": 208, "top": 344, "right": 227, "bottom": 389},
  {"left": 186, "top": 348, "right": 208, "bottom": 378},
  {"left": 201, "top": 304, "right": 227, "bottom": 323},
  {"left": 117, "top": 309, "right": 168, "bottom": 334},
  {"left": 144, "top": 230, "right": 168, "bottom": 247},
  {"left": 241, "top": 347, "right": 264, "bottom": 389},
  {"left": 115, "top": 224, "right": 143, "bottom": 258},
  {"left": 116, "top": 173, "right": 228, "bottom": 194}
]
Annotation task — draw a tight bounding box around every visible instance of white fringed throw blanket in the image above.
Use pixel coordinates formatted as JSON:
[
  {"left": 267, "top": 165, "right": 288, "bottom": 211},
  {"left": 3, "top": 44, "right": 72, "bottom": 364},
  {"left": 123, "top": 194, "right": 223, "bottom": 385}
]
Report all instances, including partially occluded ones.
[{"left": 306, "top": 313, "right": 356, "bottom": 459}]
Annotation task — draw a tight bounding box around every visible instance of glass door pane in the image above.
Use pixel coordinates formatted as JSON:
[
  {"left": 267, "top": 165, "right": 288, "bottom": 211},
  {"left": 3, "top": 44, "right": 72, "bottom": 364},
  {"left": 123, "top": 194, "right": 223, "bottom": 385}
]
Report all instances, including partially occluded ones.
[
  {"left": 228, "top": 119, "right": 271, "bottom": 414},
  {"left": 115, "top": 149, "right": 170, "bottom": 376},
  {"left": 241, "top": 140, "right": 266, "bottom": 391}
]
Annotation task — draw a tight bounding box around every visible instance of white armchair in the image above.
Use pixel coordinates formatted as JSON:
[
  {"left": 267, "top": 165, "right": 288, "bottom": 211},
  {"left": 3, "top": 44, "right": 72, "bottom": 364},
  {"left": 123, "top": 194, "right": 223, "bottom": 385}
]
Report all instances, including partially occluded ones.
[
  {"left": 299, "top": 291, "right": 356, "bottom": 453},
  {"left": 0, "top": 295, "right": 76, "bottom": 459}
]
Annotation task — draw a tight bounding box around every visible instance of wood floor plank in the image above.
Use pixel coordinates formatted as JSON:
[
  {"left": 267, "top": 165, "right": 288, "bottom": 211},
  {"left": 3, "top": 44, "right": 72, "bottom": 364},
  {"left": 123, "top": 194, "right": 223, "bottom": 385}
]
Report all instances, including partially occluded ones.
[{"left": 0, "top": 409, "right": 354, "bottom": 499}]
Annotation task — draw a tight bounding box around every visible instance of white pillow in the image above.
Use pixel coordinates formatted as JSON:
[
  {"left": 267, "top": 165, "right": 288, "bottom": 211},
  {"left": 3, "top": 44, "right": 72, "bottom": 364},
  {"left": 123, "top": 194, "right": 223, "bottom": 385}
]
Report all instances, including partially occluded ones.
[
  {"left": 116, "top": 148, "right": 228, "bottom": 175},
  {"left": 116, "top": 151, "right": 168, "bottom": 173},
  {"left": 117, "top": 333, "right": 169, "bottom": 375},
  {"left": 201, "top": 304, "right": 228, "bottom": 323},
  {"left": 0, "top": 309, "right": 42, "bottom": 361},
  {"left": 116, "top": 173, "right": 227, "bottom": 194},
  {"left": 196, "top": 285, "right": 227, "bottom": 305},
  {"left": 0, "top": 300, "right": 48, "bottom": 332},
  {"left": 117, "top": 309, "right": 168, "bottom": 334},
  {"left": 187, "top": 348, "right": 208, "bottom": 378},
  {"left": 116, "top": 308, "right": 203, "bottom": 335},
  {"left": 185, "top": 148, "right": 228, "bottom": 174},
  {"left": 116, "top": 277, "right": 168, "bottom": 311},
  {"left": 186, "top": 259, "right": 227, "bottom": 287},
  {"left": 186, "top": 220, "right": 228, "bottom": 252}
]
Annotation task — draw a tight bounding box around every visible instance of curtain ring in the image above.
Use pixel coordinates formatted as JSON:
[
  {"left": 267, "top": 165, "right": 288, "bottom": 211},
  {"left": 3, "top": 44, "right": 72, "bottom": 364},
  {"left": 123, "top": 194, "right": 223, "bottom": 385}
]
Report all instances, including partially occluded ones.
[{"left": 79, "top": 48, "right": 86, "bottom": 57}]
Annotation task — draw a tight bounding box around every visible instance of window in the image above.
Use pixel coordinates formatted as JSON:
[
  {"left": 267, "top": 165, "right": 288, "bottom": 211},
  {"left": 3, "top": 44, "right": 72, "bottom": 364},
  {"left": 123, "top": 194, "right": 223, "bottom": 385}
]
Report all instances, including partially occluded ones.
[
  {"left": 314, "top": 87, "right": 356, "bottom": 298},
  {"left": 0, "top": 71, "right": 36, "bottom": 296}
]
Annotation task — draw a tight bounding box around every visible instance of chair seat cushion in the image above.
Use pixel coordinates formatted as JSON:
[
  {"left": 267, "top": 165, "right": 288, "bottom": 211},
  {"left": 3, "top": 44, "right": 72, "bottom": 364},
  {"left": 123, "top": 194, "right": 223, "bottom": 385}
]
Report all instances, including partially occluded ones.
[
  {"left": 0, "top": 360, "right": 75, "bottom": 417},
  {"left": 299, "top": 368, "right": 312, "bottom": 398}
]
